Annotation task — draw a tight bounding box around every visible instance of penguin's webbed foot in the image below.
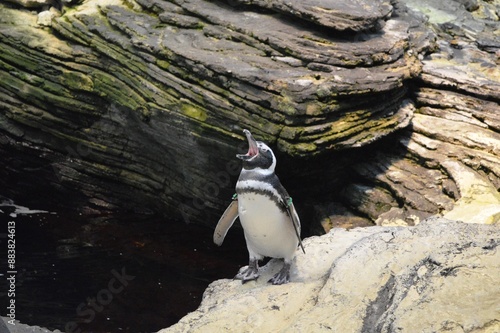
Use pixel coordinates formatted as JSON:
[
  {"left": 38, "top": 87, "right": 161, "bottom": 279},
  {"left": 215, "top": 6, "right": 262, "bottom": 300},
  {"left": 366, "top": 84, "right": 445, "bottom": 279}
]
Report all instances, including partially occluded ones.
[
  {"left": 234, "top": 259, "right": 259, "bottom": 283},
  {"left": 268, "top": 262, "right": 291, "bottom": 285}
]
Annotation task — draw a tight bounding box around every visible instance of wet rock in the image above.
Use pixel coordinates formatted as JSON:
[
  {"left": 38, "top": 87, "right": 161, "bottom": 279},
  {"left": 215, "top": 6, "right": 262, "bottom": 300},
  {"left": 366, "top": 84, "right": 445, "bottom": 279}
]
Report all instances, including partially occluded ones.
[{"left": 160, "top": 218, "right": 500, "bottom": 332}]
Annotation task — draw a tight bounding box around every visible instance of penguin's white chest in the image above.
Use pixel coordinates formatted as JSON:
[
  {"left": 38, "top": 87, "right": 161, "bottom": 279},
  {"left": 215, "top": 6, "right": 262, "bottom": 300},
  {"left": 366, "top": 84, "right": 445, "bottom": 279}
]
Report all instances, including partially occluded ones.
[{"left": 237, "top": 192, "right": 297, "bottom": 260}]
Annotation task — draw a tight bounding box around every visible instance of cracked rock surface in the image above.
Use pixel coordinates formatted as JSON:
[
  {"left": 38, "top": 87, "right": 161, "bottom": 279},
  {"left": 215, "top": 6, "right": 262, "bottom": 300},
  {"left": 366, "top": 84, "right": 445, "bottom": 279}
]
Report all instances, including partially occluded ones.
[{"left": 161, "top": 218, "right": 500, "bottom": 333}]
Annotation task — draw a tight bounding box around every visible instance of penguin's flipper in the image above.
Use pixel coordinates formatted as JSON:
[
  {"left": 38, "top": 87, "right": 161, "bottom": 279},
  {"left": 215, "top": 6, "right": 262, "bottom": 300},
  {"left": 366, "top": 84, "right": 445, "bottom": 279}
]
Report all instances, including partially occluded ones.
[
  {"left": 213, "top": 199, "right": 239, "bottom": 246},
  {"left": 287, "top": 200, "right": 305, "bottom": 254}
]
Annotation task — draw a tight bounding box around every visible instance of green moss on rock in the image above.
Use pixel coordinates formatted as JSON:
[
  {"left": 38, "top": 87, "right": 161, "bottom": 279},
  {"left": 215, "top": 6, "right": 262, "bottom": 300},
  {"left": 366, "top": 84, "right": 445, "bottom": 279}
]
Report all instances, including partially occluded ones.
[{"left": 180, "top": 102, "right": 207, "bottom": 122}]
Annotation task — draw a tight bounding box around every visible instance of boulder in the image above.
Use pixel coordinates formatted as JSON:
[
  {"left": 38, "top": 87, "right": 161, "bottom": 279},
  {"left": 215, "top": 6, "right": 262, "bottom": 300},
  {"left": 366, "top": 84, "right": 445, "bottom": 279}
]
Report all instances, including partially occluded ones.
[{"left": 160, "top": 218, "right": 500, "bottom": 332}]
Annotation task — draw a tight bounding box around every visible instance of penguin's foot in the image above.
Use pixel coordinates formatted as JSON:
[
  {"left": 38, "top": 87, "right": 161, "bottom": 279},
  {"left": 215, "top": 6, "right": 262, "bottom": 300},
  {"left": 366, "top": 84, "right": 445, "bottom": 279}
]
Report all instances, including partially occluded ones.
[
  {"left": 268, "top": 262, "right": 291, "bottom": 285},
  {"left": 235, "top": 259, "right": 259, "bottom": 283}
]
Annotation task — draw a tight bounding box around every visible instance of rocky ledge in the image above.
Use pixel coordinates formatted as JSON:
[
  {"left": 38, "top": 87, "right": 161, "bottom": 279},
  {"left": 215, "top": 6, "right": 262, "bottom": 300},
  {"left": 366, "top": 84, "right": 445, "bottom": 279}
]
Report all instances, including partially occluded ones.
[{"left": 161, "top": 218, "right": 500, "bottom": 332}]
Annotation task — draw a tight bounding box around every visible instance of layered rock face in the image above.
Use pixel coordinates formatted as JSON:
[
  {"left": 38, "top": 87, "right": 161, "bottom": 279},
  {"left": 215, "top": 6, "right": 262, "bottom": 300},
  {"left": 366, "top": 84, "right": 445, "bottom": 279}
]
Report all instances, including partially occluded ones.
[
  {"left": 161, "top": 219, "right": 500, "bottom": 332},
  {"left": 0, "top": 0, "right": 499, "bottom": 226},
  {"left": 334, "top": 0, "right": 500, "bottom": 228}
]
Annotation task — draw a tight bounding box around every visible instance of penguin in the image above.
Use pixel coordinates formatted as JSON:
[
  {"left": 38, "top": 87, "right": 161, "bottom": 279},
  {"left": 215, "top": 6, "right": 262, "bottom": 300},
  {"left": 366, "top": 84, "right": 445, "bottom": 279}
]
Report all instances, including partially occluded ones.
[{"left": 214, "top": 129, "right": 304, "bottom": 285}]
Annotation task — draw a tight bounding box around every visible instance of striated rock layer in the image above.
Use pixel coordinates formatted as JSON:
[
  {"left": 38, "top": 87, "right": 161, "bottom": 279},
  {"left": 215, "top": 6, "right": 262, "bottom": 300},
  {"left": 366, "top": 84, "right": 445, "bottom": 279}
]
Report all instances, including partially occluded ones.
[
  {"left": 0, "top": 0, "right": 499, "bottom": 226},
  {"left": 326, "top": 0, "right": 500, "bottom": 228},
  {"left": 160, "top": 218, "right": 500, "bottom": 332},
  {"left": 227, "top": 0, "right": 393, "bottom": 32},
  {"left": 0, "top": 0, "right": 429, "bottom": 222}
]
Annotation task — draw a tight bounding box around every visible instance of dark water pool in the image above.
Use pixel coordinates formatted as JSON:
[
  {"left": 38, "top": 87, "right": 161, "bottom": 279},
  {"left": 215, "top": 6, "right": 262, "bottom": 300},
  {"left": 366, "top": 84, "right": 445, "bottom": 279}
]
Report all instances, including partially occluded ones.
[{"left": 0, "top": 199, "right": 248, "bottom": 332}]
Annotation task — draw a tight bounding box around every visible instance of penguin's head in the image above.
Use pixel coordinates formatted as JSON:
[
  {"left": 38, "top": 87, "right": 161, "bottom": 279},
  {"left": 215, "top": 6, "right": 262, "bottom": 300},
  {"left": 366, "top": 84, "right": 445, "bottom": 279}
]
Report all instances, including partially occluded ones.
[{"left": 237, "top": 129, "right": 276, "bottom": 173}]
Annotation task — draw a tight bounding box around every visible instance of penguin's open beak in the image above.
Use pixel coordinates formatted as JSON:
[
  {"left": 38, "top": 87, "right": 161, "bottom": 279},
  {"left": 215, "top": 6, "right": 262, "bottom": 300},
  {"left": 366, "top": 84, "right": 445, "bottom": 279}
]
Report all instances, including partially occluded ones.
[{"left": 237, "top": 129, "right": 259, "bottom": 160}]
